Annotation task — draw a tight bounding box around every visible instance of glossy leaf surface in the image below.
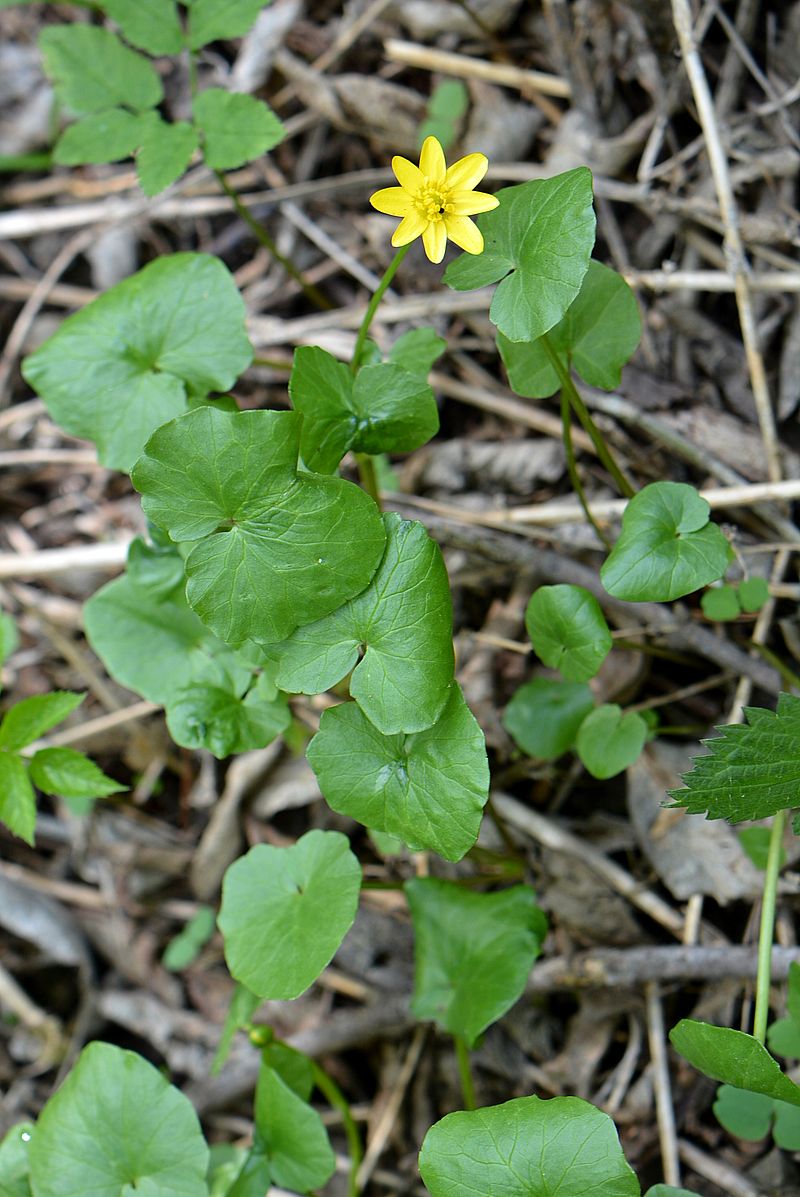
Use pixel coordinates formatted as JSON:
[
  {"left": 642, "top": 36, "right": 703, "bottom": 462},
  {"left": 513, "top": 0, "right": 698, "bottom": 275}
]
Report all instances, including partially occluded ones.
[{"left": 670, "top": 1020, "right": 800, "bottom": 1107}]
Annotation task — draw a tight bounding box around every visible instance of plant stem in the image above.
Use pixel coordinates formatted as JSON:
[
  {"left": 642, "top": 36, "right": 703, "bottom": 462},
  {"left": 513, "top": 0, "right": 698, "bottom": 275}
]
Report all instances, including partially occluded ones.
[
  {"left": 251, "top": 355, "right": 292, "bottom": 370},
  {"left": 559, "top": 389, "right": 612, "bottom": 549},
  {"left": 351, "top": 242, "right": 411, "bottom": 374},
  {"left": 539, "top": 335, "right": 636, "bottom": 499},
  {"left": 753, "top": 808, "right": 786, "bottom": 1044},
  {"left": 214, "top": 170, "right": 333, "bottom": 311},
  {"left": 311, "top": 1060, "right": 363, "bottom": 1197},
  {"left": 355, "top": 451, "right": 381, "bottom": 508},
  {"left": 454, "top": 1034, "right": 477, "bottom": 1110}
]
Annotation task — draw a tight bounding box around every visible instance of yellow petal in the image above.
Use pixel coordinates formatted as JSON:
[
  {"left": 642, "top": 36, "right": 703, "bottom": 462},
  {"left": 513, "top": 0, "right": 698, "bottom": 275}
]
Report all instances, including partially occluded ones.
[
  {"left": 419, "top": 135, "right": 446, "bottom": 183},
  {"left": 370, "top": 187, "right": 413, "bottom": 216},
  {"left": 444, "top": 215, "right": 484, "bottom": 255},
  {"left": 445, "top": 152, "right": 488, "bottom": 191},
  {"left": 422, "top": 220, "right": 447, "bottom": 263},
  {"left": 448, "top": 189, "right": 499, "bottom": 216},
  {"left": 392, "top": 210, "right": 428, "bottom": 247},
  {"left": 392, "top": 155, "right": 424, "bottom": 192}
]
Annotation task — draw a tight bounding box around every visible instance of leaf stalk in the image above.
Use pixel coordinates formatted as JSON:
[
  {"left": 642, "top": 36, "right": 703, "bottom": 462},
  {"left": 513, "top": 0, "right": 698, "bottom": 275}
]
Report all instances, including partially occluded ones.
[{"left": 753, "top": 807, "right": 786, "bottom": 1044}]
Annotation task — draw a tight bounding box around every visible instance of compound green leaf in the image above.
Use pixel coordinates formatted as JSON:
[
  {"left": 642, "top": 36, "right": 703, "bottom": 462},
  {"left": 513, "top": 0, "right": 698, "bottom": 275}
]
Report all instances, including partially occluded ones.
[
  {"left": 525, "top": 583, "right": 612, "bottom": 681},
  {"left": 498, "top": 260, "right": 641, "bottom": 397},
  {"left": 389, "top": 327, "right": 446, "bottom": 376},
  {"left": 103, "top": 0, "right": 185, "bottom": 55},
  {"left": 0, "top": 691, "right": 83, "bottom": 752},
  {"left": 133, "top": 407, "right": 386, "bottom": 645},
  {"left": 307, "top": 686, "right": 489, "bottom": 862},
  {"left": 670, "top": 1020, "right": 800, "bottom": 1108},
  {"left": 137, "top": 117, "right": 199, "bottom": 196},
  {"left": 419, "top": 1095, "right": 639, "bottom": 1197},
  {"left": 29, "top": 747, "right": 125, "bottom": 800},
  {"left": 701, "top": 585, "right": 740, "bottom": 622},
  {"left": 23, "top": 253, "right": 253, "bottom": 471},
  {"left": 194, "top": 89, "right": 285, "bottom": 170},
  {"left": 601, "top": 482, "right": 732, "bottom": 602},
  {"left": 28, "top": 1041, "right": 209, "bottom": 1197},
  {"left": 0, "top": 1121, "right": 33, "bottom": 1197},
  {"left": 575, "top": 704, "right": 647, "bottom": 779},
  {"left": 713, "top": 1085, "right": 773, "bottom": 1141},
  {"left": 275, "top": 513, "right": 453, "bottom": 734},
  {"left": 503, "top": 677, "right": 593, "bottom": 760},
  {"left": 53, "top": 108, "right": 149, "bottom": 165},
  {"left": 188, "top": 0, "right": 268, "bottom": 49},
  {"left": 406, "top": 878, "right": 546, "bottom": 1046},
  {"left": 739, "top": 576, "right": 770, "bottom": 612},
  {"left": 39, "top": 26, "right": 162, "bottom": 115},
  {"left": 667, "top": 693, "right": 800, "bottom": 822},
  {"left": 0, "top": 754, "right": 36, "bottom": 845},
  {"left": 444, "top": 169, "right": 596, "bottom": 343},
  {"left": 218, "top": 829, "right": 361, "bottom": 999},
  {"left": 165, "top": 672, "right": 290, "bottom": 759},
  {"left": 254, "top": 1066, "right": 335, "bottom": 1192}
]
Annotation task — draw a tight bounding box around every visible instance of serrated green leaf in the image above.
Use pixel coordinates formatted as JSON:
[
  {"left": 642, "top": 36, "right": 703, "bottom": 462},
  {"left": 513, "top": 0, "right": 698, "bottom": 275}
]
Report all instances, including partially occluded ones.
[
  {"left": 188, "top": 0, "right": 268, "bottom": 49},
  {"left": 601, "top": 481, "right": 732, "bottom": 602},
  {"left": 406, "top": 878, "right": 546, "bottom": 1046},
  {"left": 103, "top": 0, "right": 185, "bottom": 55},
  {"left": 307, "top": 686, "right": 489, "bottom": 862},
  {"left": 419, "top": 1095, "right": 639, "bottom": 1197},
  {"left": 166, "top": 672, "right": 290, "bottom": 759},
  {"left": 0, "top": 691, "right": 83, "bottom": 751},
  {"left": 29, "top": 747, "right": 125, "bottom": 800},
  {"left": 444, "top": 169, "right": 596, "bottom": 343},
  {"left": 503, "top": 677, "right": 593, "bottom": 760},
  {"left": 194, "top": 88, "right": 285, "bottom": 170},
  {"left": 39, "top": 26, "right": 162, "bottom": 115},
  {"left": 28, "top": 1041, "right": 209, "bottom": 1197},
  {"left": 275, "top": 513, "right": 453, "bottom": 734},
  {"left": 739, "top": 576, "right": 770, "bottom": 613},
  {"left": 670, "top": 1020, "right": 800, "bottom": 1107},
  {"left": 525, "top": 583, "right": 612, "bottom": 681},
  {"left": 701, "top": 585, "right": 741, "bottom": 621},
  {"left": 498, "top": 260, "right": 641, "bottom": 397},
  {"left": 254, "top": 1066, "right": 335, "bottom": 1192},
  {"left": 23, "top": 253, "right": 253, "bottom": 471},
  {"left": 53, "top": 108, "right": 148, "bottom": 165},
  {"left": 218, "top": 829, "right": 361, "bottom": 999},
  {"left": 0, "top": 1121, "right": 33, "bottom": 1197},
  {"left": 137, "top": 117, "right": 198, "bottom": 195},
  {"left": 0, "top": 754, "right": 36, "bottom": 845},
  {"left": 575, "top": 704, "right": 647, "bottom": 779},
  {"left": 713, "top": 1084, "right": 772, "bottom": 1141},
  {"left": 133, "top": 406, "right": 386, "bottom": 646},
  {"left": 668, "top": 693, "right": 800, "bottom": 822},
  {"left": 389, "top": 327, "right": 446, "bottom": 376}
]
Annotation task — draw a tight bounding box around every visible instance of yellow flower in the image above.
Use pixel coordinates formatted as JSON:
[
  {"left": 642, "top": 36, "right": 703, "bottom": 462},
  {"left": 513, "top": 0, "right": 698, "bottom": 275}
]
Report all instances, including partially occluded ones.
[{"left": 370, "top": 135, "right": 499, "bottom": 264}]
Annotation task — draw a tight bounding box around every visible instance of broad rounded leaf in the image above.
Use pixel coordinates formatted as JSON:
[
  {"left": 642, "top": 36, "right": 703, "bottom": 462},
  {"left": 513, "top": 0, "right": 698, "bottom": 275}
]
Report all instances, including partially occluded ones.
[
  {"left": 406, "top": 878, "right": 546, "bottom": 1046},
  {"left": 419, "top": 1095, "right": 639, "bottom": 1197},
  {"left": 499, "top": 260, "right": 641, "bottom": 397},
  {"left": 670, "top": 1020, "right": 800, "bottom": 1108},
  {"left": 307, "top": 686, "right": 489, "bottom": 862},
  {"left": 701, "top": 585, "right": 740, "bottom": 621},
  {"left": 503, "top": 677, "right": 593, "bottom": 760},
  {"left": 218, "top": 829, "right": 361, "bottom": 998},
  {"left": 0, "top": 1120, "right": 33, "bottom": 1197},
  {"left": 739, "top": 576, "right": 770, "bottom": 612},
  {"left": 444, "top": 169, "right": 596, "bottom": 343},
  {"left": 39, "top": 26, "right": 162, "bottom": 114},
  {"left": 389, "top": 328, "right": 446, "bottom": 376},
  {"left": 166, "top": 674, "right": 290, "bottom": 759},
  {"left": 575, "top": 704, "right": 647, "bottom": 779},
  {"left": 53, "top": 109, "right": 148, "bottom": 165},
  {"left": 188, "top": 0, "right": 268, "bottom": 49},
  {"left": 103, "top": 0, "right": 184, "bottom": 56},
  {"left": 713, "top": 1085, "right": 773, "bottom": 1141},
  {"left": 275, "top": 513, "right": 453, "bottom": 734},
  {"left": 254, "top": 1066, "right": 335, "bottom": 1192},
  {"left": 137, "top": 117, "right": 198, "bottom": 196},
  {"left": 525, "top": 583, "right": 612, "bottom": 681},
  {"left": 194, "top": 89, "right": 285, "bottom": 170},
  {"left": 601, "top": 481, "right": 732, "bottom": 602},
  {"left": 22, "top": 253, "right": 253, "bottom": 470},
  {"left": 133, "top": 407, "right": 386, "bottom": 645},
  {"left": 0, "top": 754, "right": 36, "bottom": 846},
  {"left": 28, "top": 1041, "right": 209, "bottom": 1197}
]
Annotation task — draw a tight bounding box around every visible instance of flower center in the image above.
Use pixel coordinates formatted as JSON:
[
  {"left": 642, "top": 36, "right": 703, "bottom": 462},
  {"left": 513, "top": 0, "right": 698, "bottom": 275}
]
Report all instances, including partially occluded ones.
[{"left": 415, "top": 183, "right": 451, "bottom": 222}]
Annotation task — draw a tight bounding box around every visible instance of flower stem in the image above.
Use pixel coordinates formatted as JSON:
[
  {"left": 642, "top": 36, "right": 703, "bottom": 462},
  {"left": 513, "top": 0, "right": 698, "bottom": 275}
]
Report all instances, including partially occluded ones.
[
  {"left": 214, "top": 170, "right": 333, "bottom": 311},
  {"left": 539, "top": 334, "right": 636, "bottom": 500},
  {"left": 753, "top": 808, "right": 786, "bottom": 1044},
  {"left": 560, "top": 389, "right": 612, "bottom": 550},
  {"left": 351, "top": 242, "right": 411, "bottom": 374},
  {"left": 454, "top": 1034, "right": 477, "bottom": 1110},
  {"left": 354, "top": 451, "right": 381, "bottom": 508},
  {"left": 311, "top": 1060, "right": 364, "bottom": 1197}
]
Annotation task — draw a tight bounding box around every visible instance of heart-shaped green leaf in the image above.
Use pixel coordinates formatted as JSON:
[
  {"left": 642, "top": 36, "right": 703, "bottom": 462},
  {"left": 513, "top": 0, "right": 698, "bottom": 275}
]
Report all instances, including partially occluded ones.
[
  {"left": 525, "top": 584, "right": 612, "bottom": 681},
  {"left": 601, "top": 482, "right": 731, "bottom": 602},
  {"left": 713, "top": 1085, "right": 773, "bottom": 1141},
  {"left": 575, "top": 704, "right": 647, "bottom": 779},
  {"left": 307, "top": 685, "right": 488, "bottom": 861},
  {"left": 419, "top": 1095, "right": 639, "bottom": 1197},
  {"left": 670, "top": 1020, "right": 800, "bottom": 1108},
  {"left": 28, "top": 1041, "right": 209, "bottom": 1197},
  {"left": 389, "top": 328, "right": 446, "bottom": 376},
  {"left": 23, "top": 254, "right": 253, "bottom": 471},
  {"left": 39, "top": 26, "right": 162, "bottom": 114},
  {"left": 194, "top": 89, "right": 285, "bottom": 171},
  {"left": 253, "top": 1066, "right": 335, "bottom": 1192},
  {"left": 444, "top": 169, "right": 596, "bottom": 343},
  {"left": 166, "top": 672, "right": 290, "bottom": 759},
  {"left": 274, "top": 513, "right": 453, "bottom": 734},
  {"left": 406, "top": 878, "right": 546, "bottom": 1046},
  {"left": 503, "top": 678, "right": 593, "bottom": 760},
  {"left": 132, "top": 407, "right": 387, "bottom": 646},
  {"left": 218, "top": 829, "right": 362, "bottom": 999},
  {"left": 0, "top": 1121, "right": 33, "bottom": 1197},
  {"left": 701, "top": 585, "right": 741, "bottom": 621},
  {"left": 498, "top": 260, "right": 641, "bottom": 397}
]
